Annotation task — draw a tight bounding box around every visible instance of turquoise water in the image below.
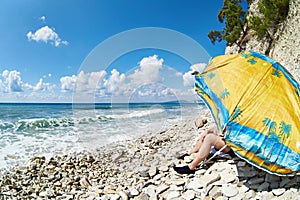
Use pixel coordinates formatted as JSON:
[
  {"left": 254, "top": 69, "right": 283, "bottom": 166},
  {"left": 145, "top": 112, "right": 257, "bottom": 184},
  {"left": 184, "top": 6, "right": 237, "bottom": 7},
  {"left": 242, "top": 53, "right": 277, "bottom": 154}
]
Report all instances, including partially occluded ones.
[{"left": 0, "top": 102, "right": 205, "bottom": 171}]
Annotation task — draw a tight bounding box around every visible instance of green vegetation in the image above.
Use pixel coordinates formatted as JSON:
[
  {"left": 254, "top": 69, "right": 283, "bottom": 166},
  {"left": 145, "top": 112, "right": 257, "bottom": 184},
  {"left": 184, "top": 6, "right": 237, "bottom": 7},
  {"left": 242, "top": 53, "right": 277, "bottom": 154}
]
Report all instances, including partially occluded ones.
[
  {"left": 209, "top": 0, "right": 290, "bottom": 55},
  {"left": 249, "top": 0, "right": 290, "bottom": 54},
  {"left": 208, "top": 0, "right": 252, "bottom": 50}
]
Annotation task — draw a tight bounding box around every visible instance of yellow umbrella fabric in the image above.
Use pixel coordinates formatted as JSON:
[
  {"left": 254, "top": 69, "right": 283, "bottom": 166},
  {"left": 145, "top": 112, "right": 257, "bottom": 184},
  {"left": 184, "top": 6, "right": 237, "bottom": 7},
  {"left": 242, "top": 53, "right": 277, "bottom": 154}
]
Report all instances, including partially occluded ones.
[{"left": 194, "top": 51, "right": 300, "bottom": 176}]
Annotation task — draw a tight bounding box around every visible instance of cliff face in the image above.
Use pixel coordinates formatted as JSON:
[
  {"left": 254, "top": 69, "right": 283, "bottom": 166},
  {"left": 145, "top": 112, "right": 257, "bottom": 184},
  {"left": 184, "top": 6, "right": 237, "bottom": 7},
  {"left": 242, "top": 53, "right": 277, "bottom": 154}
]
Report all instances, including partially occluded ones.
[{"left": 225, "top": 0, "right": 300, "bottom": 82}]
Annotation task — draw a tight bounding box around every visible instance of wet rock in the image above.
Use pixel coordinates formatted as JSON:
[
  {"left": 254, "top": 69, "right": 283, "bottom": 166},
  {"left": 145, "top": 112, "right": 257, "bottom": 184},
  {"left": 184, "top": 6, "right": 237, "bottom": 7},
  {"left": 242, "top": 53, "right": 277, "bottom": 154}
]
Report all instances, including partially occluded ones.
[
  {"left": 257, "top": 182, "right": 269, "bottom": 192},
  {"left": 248, "top": 177, "right": 265, "bottom": 185}
]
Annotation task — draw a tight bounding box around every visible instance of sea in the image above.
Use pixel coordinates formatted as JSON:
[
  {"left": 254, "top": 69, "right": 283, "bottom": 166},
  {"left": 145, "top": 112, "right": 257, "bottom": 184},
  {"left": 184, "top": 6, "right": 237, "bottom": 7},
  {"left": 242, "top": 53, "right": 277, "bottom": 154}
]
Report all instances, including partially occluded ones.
[{"left": 0, "top": 102, "right": 206, "bottom": 173}]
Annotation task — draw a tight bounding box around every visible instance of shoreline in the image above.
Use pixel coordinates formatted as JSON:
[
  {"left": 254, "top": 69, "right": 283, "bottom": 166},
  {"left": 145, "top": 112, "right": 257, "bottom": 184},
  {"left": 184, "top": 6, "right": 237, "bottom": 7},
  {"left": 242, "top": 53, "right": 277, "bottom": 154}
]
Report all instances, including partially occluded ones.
[{"left": 0, "top": 114, "right": 299, "bottom": 199}]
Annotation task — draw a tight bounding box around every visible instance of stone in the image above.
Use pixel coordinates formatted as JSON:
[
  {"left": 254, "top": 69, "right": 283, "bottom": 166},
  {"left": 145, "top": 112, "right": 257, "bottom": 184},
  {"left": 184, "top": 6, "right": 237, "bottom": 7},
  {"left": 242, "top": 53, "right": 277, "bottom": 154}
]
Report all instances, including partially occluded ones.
[
  {"left": 195, "top": 169, "right": 207, "bottom": 175},
  {"left": 53, "top": 181, "right": 62, "bottom": 187},
  {"left": 249, "top": 184, "right": 260, "bottom": 190},
  {"left": 80, "top": 177, "right": 91, "bottom": 188},
  {"left": 215, "top": 196, "right": 228, "bottom": 200},
  {"left": 272, "top": 188, "right": 286, "bottom": 196},
  {"left": 195, "top": 118, "right": 207, "bottom": 128},
  {"left": 280, "top": 190, "right": 294, "bottom": 200},
  {"left": 39, "top": 191, "right": 47, "bottom": 197},
  {"left": 153, "top": 173, "right": 164, "bottom": 181},
  {"left": 155, "top": 184, "right": 169, "bottom": 194},
  {"left": 165, "top": 179, "right": 185, "bottom": 186},
  {"left": 149, "top": 166, "right": 158, "bottom": 177},
  {"left": 208, "top": 185, "right": 222, "bottom": 199},
  {"left": 261, "top": 191, "right": 275, "bottom": 200},
  {"left": 104, "top": 189, "right": 117, "bottom": 194},
  {"left": 220, "top": 171, "right": 236, "bottom": 183},
  {"left": 269, "top": 181, "right": 279, "bottom": 189},
  {"left": 169, "top": 185, "right": 183, "bottom": 191},
  {"left": 265, "top": 173, "right": 280, "bottom": 183},
  {"left": 200, "top": 173, "right": 221, "bottom": 187},
  {"left": 139, "top": 167, "right": 150, "bottom": 177},
  {"left": 163, "top": 191, "right": 181, "bottom": 200},
  {"left": 280, "top": 177, "right": 291, "bottom": 187},
  {"left": 248, "top": 177, "right": 264, "bottom": 185},
  {"left": 237, "top": 161, "right": 246, "bottom": 167},
  {"left": 143, "top": 185, "right": 156, "bottom": 197},
  {"left": 245, "top": 190, "right": 256, "bottom": 199},
  {"left": 129, "top": 188, "right": 139, "bottom": 197},
  {"left": 257, "top": 182, "right": 269, "bottom": 192},
  {"left": 134, "top": 193, "right": 149, "bottom": 200},
  {"left": 182, "top": 190, "right": 195, "bottom": 200},
  {"left": 238, "top": 184, "right": 249, "bottom": 193},
  {"left": 222, "top": 185, "right": 238, "bottom": 197},
  {"left": 158, "top": 165, "right": 169, "bottom": 172},
  {"left": 186, "top": 178, "right": 203, "bottom": 190}
]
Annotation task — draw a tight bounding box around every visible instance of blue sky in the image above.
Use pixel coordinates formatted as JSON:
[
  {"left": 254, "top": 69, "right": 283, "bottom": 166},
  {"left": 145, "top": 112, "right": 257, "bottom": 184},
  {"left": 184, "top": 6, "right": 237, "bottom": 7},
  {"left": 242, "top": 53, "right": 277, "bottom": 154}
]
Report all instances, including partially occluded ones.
[{"left": 0, "top": 0, "right": 226, "bottom": 103}]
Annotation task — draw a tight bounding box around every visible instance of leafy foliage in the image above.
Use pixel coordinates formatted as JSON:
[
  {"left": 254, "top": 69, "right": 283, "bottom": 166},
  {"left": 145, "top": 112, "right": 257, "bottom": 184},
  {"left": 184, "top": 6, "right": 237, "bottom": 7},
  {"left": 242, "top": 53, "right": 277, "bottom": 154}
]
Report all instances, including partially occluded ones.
[
  {"left": 249, "top": 0, "right": 290, "bottom": 39},
  {"left": 208, "top": 0, "right": 290, "bottom": 54},
  {"left": 208, "top": 0, "right": 251, "bottom": 48}
]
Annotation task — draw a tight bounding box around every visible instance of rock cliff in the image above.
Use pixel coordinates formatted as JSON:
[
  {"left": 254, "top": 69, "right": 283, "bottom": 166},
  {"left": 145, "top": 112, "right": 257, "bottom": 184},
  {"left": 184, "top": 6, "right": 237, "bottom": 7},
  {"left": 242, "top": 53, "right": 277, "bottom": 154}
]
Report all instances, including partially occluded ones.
[{"left": 225, "top": 0, "right": 300, "bottom": 82}]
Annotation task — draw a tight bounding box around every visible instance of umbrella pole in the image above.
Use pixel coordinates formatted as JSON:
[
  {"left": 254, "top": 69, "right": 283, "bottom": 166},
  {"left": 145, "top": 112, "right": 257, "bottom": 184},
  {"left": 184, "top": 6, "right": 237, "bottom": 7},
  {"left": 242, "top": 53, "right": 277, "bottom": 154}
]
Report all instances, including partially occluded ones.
[{"left": 200, "top": 144, "right": 228, "bottom": 167}]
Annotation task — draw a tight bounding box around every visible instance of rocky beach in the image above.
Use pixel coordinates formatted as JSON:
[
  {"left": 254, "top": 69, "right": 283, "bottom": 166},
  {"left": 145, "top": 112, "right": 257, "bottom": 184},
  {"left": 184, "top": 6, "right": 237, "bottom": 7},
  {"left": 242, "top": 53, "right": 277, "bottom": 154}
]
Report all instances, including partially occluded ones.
[{"left": 0, "top": 112, "right": 299, "bottom": 200}]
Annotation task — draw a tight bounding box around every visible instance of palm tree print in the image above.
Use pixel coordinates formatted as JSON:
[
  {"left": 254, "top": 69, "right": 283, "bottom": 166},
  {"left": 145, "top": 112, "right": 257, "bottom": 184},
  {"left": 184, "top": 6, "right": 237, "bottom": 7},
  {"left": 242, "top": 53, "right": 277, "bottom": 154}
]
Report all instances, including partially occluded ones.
[
  {"left": 230, "top": 106, "right": 242, "bottom": 122},
  {"left": 273, "top": 121, "right": 291, "bottom": 163},
  {"left": 279, "top": 121, "right": 291, "bottom": 140},
  {"left": 262, "top": 118, "right": 277, "bottom": 132},
  {"left": 220, "top": 88, "right": 230, "bottom": 100},
  {"left": 262, "top": 117, "right": 277, "bottom": 156},
  {"left": 272, "top": 69, "right": 282, "bottom": 78},
  {"left": 208, "top": 72, "right": 215, "bottom": 79},
  {"left": 261, "top": 118, "right": 292, "bottom": 164},
  {"left": 247, "top": 58, "right": 257, "bottom": 65},
  {"left": 241, "top": 52, "right": 250, "bottom": 58},
  {"left": 265, "top": 133, "right": 280, "bottom": 161}
]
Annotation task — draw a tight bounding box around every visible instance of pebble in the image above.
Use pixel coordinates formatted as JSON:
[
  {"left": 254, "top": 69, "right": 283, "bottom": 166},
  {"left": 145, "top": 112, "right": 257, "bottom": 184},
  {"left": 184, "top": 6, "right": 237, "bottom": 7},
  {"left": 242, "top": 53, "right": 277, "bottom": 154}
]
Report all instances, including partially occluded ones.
[
  {"left": 0, "top": 116, "right": 299, "bottom": 199},
  {"left": 222, "top": 184, "right": 239, "bottom": 197},
  {"left": 164, "top": 190, "right": 181, "bottom": 199},
  {"left": 272, "top": 188, "right": 286, "bottom": 196},
  {"left": 149, "top": 166, "right": 158, "bottom": 177}
]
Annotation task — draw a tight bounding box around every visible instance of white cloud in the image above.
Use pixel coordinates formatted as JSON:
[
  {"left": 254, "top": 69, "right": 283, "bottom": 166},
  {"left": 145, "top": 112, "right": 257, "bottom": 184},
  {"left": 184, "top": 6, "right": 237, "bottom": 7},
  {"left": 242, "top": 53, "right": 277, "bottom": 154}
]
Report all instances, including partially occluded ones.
[
  {"left": 40, "top": 16, "right": 46, "bottom": 23},
  {"left": 128, "top": 55, "right": 164, "bottom": 85},
  {"left": 183, "top": 63, "right": 206, "bottom": 87},
  {"left": 60, "top": 71, "right": 107, "bottom": 93},
  {"left": 27, "top": 26, "right": 68, "bottom": 47},
  {"left": 60, "top": 75, "right": 77, "bottom": 92},
  {"left": 77, "top": 71, "right": 107, "bottom": 92},
  {"left": 31, "top": 78, "right": 56, "bottom": 91},
  {"left": 2, "top": 70, "right": 23, "bottom": 92},
  {"left": 176, "top": 72, "right": 182, "bottom": 76},
  {"left": 0, "top": 70, "right": 55, "bottom": 94},
  {"left": 103, "top": 69, "right": 126, "bottom": 95}
]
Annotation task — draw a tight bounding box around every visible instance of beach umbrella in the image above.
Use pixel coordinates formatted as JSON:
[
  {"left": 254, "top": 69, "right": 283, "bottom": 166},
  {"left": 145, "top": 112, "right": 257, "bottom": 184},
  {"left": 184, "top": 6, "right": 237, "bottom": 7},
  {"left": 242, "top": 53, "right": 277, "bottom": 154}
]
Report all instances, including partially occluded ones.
[{"left": 194, "top": 50, "right": 300, "bottom": 176}]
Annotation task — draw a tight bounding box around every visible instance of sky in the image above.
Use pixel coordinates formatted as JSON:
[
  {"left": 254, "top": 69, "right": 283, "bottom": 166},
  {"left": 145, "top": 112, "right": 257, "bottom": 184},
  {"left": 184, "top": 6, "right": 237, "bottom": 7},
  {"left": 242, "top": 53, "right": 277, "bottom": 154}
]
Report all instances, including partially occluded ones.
[{"left": 0, "top": 0, "right": 227, "bottom": 103}]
